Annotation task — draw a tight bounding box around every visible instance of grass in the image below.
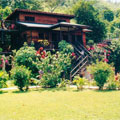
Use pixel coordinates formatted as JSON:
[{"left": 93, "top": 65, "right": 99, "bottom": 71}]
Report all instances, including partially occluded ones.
[{"left": 0, "top": 88, "right": 120, "bottom": 120}]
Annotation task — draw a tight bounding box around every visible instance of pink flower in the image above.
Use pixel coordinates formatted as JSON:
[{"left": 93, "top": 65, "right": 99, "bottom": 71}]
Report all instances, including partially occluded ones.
[
  {"left": 72, "top": 52, "right": 75, "bottom": 56},
  {"left": 5, "top": 60, "right": 9, "bottom": 64},
  {"left": 90, "top": 47, "right": 94, "bottom": 50},
  {"left": 107, "top": 54, "right": 110, "bottom": 56},
  {"left": 104, "top": 58, "right": 109, "bottom": 62},
  {"left": 87, "top": 48, "right": 91, "bottom": 51},
  {"left": 108, "top": 50, "right": 111, "bottom": 53},
  {"left": 104, "top": 50, "right": 106, "bottom": 53},
  {"left": 1, "top": 58, "right": 3, "bottom": 61}
]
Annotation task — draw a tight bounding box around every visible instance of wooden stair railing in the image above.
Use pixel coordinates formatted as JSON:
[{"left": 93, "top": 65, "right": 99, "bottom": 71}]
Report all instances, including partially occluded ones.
[{"left": 70, "top": 42, "right": 92, "bottom": 81}]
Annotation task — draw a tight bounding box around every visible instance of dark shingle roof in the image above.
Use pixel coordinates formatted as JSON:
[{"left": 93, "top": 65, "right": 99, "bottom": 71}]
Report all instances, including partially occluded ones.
[{"left": 6, "top": 9, "right": 75, "bottom": 20}]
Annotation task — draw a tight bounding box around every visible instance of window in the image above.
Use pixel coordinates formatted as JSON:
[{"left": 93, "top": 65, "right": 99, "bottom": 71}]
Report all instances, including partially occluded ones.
[
  {"left": 25, "top": 16, "right": 35, "bottom": 22},
  {"left": 58, "top": 19, "right": 66, "bottom": 23}
]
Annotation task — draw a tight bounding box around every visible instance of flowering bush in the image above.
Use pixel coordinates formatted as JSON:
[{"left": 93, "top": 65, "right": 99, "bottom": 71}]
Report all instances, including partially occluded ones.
[
  {"left": 0, "top": 71, "right": 9, "bottom": 88},
  {"left": 14, "top": 43, "right": 39, "bottom": 77},
  {"left": 0, "top": 55, "right": 9, "bottom": 71},
  {"left": 87, "top": 44, "right": 109, "bottom": 63},
  {"left": 88, "top": 61, "right": 114, "bottom": 90},
  {"left": 39, "top": 50, "right": 72, "bottom": 88},
  {"left": 11, "top": 66, "right": 31, "bottom": 91},
  {"left": 36, "top": 47, "right": 46, "bottom": 59}
]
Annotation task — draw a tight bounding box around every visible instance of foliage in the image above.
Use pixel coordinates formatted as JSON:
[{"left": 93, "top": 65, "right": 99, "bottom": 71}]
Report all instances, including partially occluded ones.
[
  {"left": 11, "top": 66, "right": 31, "bottom": 91},
  {"left": 107, "top": 39, "right": 120, "bottom": 73},
  {"left": 73, "top": 75, "right": 87, "bottom": 90},
  {"left": 114, "top": 73, "right": 120, "bottom": 89},
  {"left": 14, "top": 43, "right": 39, "bottom": 77},
  {"left": 0, "top": 71, "right": 9, "bottom": 88},
  {"left": 87, "top": 40, "right": 94, "bottom": 46},
  {"left": 0, "top": 6, "right": 12, "bottom": 20},
  {"left": 39, "top": 50, "right": 72, "bottom": 88},
  {"left": 43, "top": 0, "right": 66, "bottom": 12},
  {"left": 107, "top": 82, "right": 117, "bottom": 90},
  {"left": 88, "top": 61, "right": 114, "bottom": 90},
  {"left": 58, "top": 40, "right": 74, "bottom": 54},
  {"left": 0, "top": 0, "right": 43, "bottom": 11},
  {"left": 58, "top": 79, "right": 70, "bottom": 88},
  {"left": 87, "top": 44, "right": 108, "bottom": 63},
  {"left": 103, "top": 8, "right": 114, "bottom": 22},
  {"left": 73, "top": 0, "right": 106, "bottom": 43}
]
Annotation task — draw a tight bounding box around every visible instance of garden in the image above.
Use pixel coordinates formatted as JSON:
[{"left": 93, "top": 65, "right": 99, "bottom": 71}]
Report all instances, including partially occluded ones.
[{"left": 0, "top": 39, "right": 120, "bottom": 119}]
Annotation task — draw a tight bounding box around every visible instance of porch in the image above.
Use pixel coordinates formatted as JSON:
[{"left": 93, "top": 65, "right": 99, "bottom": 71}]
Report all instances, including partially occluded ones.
[{"left": 0, "top": 20, "right": 91, "bottom": 52}]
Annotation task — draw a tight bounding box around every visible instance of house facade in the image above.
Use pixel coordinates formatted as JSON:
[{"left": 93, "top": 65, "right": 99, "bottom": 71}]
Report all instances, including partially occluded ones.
[
  {"left": 0, "top": 9, "right": 92, "bottom": 79},
  {"left": 0, "top": 9, "right": 91, "bottom": 52}
]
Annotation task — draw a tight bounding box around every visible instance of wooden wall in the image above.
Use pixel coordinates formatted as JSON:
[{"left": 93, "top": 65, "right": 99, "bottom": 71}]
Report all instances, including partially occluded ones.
[{"left": 19, "top": 13, "right": 70, "bottom": 24}]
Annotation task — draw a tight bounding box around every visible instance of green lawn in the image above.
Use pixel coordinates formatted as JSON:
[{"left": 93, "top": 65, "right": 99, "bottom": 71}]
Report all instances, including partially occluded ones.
[{"left": 0, "top": 88, "right": 120, "bottom": 120}]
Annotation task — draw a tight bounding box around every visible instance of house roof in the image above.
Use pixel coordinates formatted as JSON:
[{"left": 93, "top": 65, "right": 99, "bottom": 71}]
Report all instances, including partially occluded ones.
[
  {"left": 17, "top": 22, "right": 91, "bottom": 32},
  {"left": 51, "top": 22, "right": 90, "bottom": 29},
  {"left": 17, "top": 22, "right": 52, "bottom": 28},
  {"left": 6, "top": 9, "right": 75, "bottom": 20}
]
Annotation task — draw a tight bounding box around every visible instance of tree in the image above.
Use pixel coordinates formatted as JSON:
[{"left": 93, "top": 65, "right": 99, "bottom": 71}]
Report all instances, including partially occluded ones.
[
  {"left": 73, "top": 0, "right": 106, "bottom": 43},
  {"left": 108, "top": 39, "right": 120, "bottom": 73},
  {"left": 103, "top": 8, "right": 114, "bottom": 22},
  {"left": 0, "top": 0, "right": 43, "bottom": 11},
  {"left": 43, "top": 0, "right": 66, "bottom": 12},
  {"left": 0, "top": 6, "right": 12, "bottom": 20}
]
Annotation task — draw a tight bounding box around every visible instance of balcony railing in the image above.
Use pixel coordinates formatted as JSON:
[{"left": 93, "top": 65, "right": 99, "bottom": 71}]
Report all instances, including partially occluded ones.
[{"left": 0, "top": 20, "right": 18, "bottom": 31}]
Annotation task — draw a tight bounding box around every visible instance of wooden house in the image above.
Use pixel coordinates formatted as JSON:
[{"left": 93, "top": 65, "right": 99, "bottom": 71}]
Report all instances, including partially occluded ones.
[{"left": 0, "top": 9, "right": 92, "bottom": 79}]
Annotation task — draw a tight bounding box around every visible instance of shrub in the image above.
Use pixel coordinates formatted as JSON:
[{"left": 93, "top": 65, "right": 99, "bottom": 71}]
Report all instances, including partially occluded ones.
[
  {"left": 39, "top": 50, "right": 72, "bottom": 88},
  {"left": 58, "top": 40, "right": 74, "bottom": 54},
  {"left": 107, "top": 39, "right": 120, "bottom": 73},
  {"left": 114, "top": 73, "right": 120, "bottom": 89},
  {"left": 14, "top": 43, "right": 39, "bottom": 77},
  {"left": 11, "top": 66, "right": 31, "bottom": 91},
  {"left": 107, "top": 82, "right": 117, "bottom": 90},
  {"left": 39, "top": 52, "right": 62, "bottom": 88},
  {"left": 73, "top": 75, "right": 87, "bottom": 90},
  {"left": 88, "top": 61, "right": 114, "bottom": 90},
  {"left": 0, "top": 71, "right": 9, "bottom": 88}
]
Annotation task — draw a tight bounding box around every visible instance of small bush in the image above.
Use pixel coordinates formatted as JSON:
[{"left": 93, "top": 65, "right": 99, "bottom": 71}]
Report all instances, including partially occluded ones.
[
  {"left": 73, "top": 75, "right": 87, "bottom": 90},
  {"left": 114, "top": 73, "right": 120, "bottom": 89},
  {"left": 11, "top": 66, "right": 31, "bottom": 91},
  {"left": 14, "top": 43, "right": 39, "bottom": 77},
  {"left": 58, "top": 40, "right": 74, "bottom": 54},
  {"left": 107, "top": 82, "right": 117, "bottom": 90},
  {"left": 0, "top": 71, "right": 9, "bottom": 88},
  {"left": 88, "top": 61, "right": 114, "bottom": 90}
]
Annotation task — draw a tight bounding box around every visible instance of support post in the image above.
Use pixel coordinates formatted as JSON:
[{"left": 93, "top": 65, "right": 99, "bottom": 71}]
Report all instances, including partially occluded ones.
[{"left": 82, "top": 32, "right": 86, "bottom": 48}]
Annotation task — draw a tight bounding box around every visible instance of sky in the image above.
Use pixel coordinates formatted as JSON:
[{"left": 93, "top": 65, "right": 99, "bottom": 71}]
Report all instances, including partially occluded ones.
[{"left": 108, "top": 0, "right": 120, "bottom": 2}]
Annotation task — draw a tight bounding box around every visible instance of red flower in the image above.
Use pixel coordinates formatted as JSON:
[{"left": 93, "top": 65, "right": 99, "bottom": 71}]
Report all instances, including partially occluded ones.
[
  {"left": 104, "top": 58, "right": 109, "bottom": 62},
  {"left": 115, "top": 76, "right": 118, "bottom": 81},
  {"left": 41, "top": 55, "right": 45, "bottom": 59},
  {"left": 43, "top": 51, "right": 46, "bottom": 55},
  {"left": 107, "top": 54, "right": 110, "bottom": 56},
  {"left": 72, "top": 52, "right": 75, "bottom": 56},
  {"left": 36, "top": 51, "right": 40, "bottom": 55},
  {"left": 39, "top": 47, "right": 43, "bottom": 51}
]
